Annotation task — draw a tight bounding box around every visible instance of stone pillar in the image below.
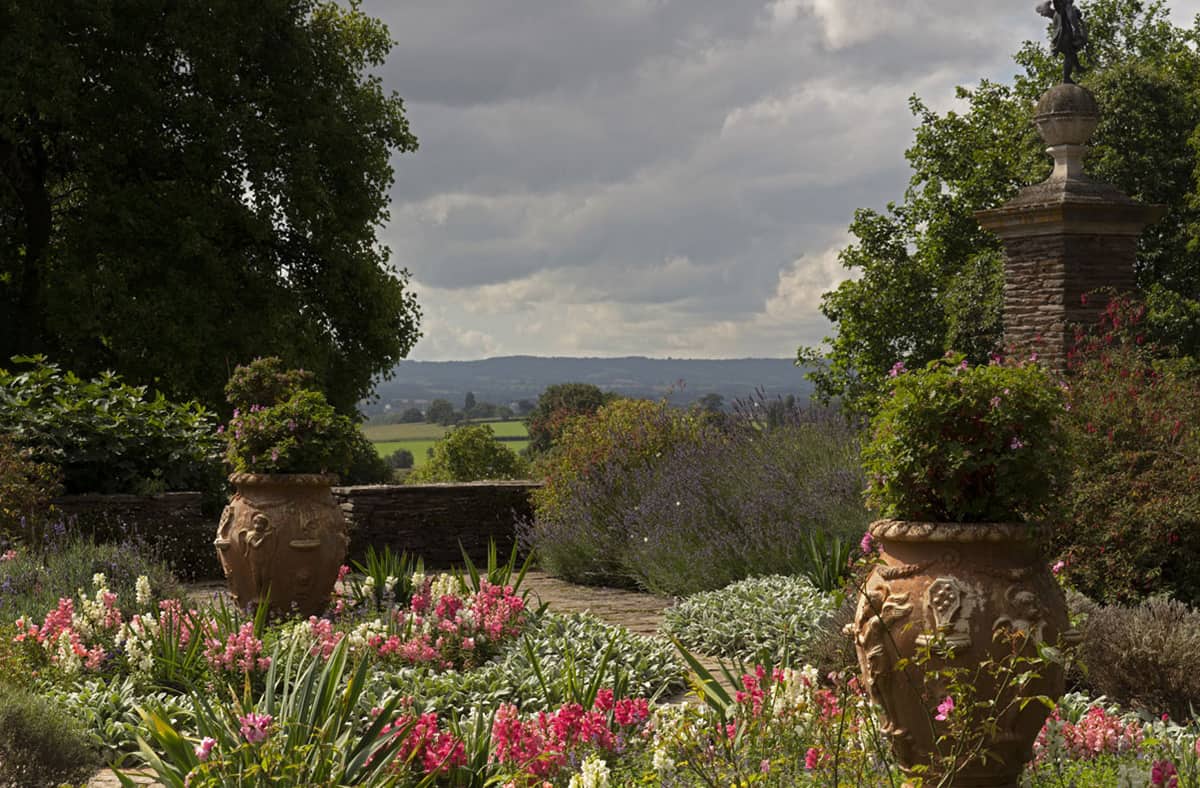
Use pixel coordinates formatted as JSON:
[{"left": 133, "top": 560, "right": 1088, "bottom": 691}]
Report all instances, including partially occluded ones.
[{"left": 976, "top": 84, "right": 1164, "bottom": 373}]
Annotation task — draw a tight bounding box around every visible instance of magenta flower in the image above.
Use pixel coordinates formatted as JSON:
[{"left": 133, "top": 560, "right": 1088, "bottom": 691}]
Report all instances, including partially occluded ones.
[
  {"left": 804, "top": 747, "right": 820, "bottom": 770},
  {"left": 935, "top": 696, "right": 954, "bottom": 721},
  {"left": 989, "top": 396, "right": 1001, "bottom": 409},
  {"left": 859, "top": 531, "right": 875, "bottom": 554},
  {"left": 239, "top": 712, "right": 273, "bottom": 744},
  {"left": 888, "top": 361, "right": 906, "bottom": 378},
  {"left": 1151, "top": 759, "right": 1178, "bottom": 787},
  {"left": 1051, "top": 560, "right": 1066, "bottom": 575},
  {"left": 194, "top": 736, "right": 216, "bottom": 762},
  {"left": 1010, "top": 436, "right": 1026, "bottom": 450}
]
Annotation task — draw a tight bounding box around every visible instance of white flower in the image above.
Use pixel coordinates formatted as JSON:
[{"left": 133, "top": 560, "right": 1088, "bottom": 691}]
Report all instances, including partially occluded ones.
[
  {"left": 430, "top": 573, "right": 458, "bottom": 602},
  {"left": 92, "top": 573, "right": 107, "bottom": 591},
  {"left": 55, "top": 630, "right": 82, "bottom": 674},
  {"left": 135, "top": 576, "right": 153, "bottom": 607},
  {"left": 568, "top": 754, "right": 610, "bottom": 788},
  {"left": 384, "top": 575, "right": 397, "bottom": 597},
  {"left": 652, "top": 746, "right": 676, "bottom": 776}
]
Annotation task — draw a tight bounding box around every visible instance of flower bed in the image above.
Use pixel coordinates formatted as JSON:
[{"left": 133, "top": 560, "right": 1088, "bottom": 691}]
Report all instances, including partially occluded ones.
[{"left": 4, "top": 539, "right": 1200, "bottom": 787}]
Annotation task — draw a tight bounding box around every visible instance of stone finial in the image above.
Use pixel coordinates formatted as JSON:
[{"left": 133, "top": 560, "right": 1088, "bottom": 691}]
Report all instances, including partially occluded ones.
[{"left": 1034, "top": 83, "right": 1098, "bottom": 181}]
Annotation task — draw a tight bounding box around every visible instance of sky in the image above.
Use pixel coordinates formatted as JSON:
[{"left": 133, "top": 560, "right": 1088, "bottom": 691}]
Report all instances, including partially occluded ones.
[{"left": 363, "top": 0, "right": 1200, "bottom": 361}]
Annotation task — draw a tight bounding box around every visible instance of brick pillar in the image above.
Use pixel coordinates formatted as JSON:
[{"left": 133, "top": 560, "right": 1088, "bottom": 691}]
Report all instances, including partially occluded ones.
[{"left": 976, "top": 84, "right": 1163, "bottom": 373}]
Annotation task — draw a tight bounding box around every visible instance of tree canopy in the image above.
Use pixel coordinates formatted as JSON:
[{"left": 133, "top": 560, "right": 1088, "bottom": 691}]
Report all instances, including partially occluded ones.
[
  {"left": 0, "top": 0, "right": 420, "bottom": 414},
  {"left": 799, "top": 0, "right": 1200, "bottom": 415}
]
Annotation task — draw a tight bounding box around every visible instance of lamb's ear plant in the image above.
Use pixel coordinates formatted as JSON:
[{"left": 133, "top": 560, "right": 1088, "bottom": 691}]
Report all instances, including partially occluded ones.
[{"left": 121, "top": 637, "right": 412, "bottom": 787}]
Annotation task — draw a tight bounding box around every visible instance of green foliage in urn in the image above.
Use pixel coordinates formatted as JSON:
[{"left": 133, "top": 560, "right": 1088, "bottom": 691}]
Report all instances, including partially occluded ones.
[
  {"left": 862, "top": 355, "right": 1068, "bottom": 522},
  {"left": 222, "top": 358, "right": 360, "bottom": 477}
]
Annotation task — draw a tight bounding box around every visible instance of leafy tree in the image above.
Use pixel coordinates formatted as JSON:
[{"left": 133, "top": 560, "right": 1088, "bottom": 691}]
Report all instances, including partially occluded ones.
[
  {"left": 386, "top": 447, "right": 414, "bottom": 470},
  {"left": 463, "top": 391, "right": 477, "bottom": 414},
  {"left": 527, "top": 383, "right": 617, "bottom": 454},
  {"left": 496, "top": 405, "right": 515, "bottom": 420},
  {"left": 400, "top": 407, "right": 425, "bottom": 423},
  {"left": 516, "top": 399, "right": 535, "bottom": 417},
  {"left": 406, "top": 424, "right": 529, "bottom": 483},
  {"left": 425, "top": 399, "right": 456, "bottom": 426},
  {"left": 697, "top": 393, "right": 725, "bottom": 413},
  {"left": 799, "top": 0, "right": 1200, "bottom": 415},
  {"left": 0, "top": 1, "right": 421, "bottom": 414}
]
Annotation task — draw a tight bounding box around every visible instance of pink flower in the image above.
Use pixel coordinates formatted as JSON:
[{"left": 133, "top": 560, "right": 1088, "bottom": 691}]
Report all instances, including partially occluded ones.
[
  {"left": 1151, "top": 759, "right": 1178, "bottom": 787},
  {"left": 238, "top": 712, "right": 273, "bottom": 744},
  {"left": 989, "top": 396, "right": 1002, "bottom": 409},
  {"left": 859, "top": 531, "right": 875, "bottom": 554},
  {"left": 194, "top": 737, "right": 216, "bottom": 762},
  {"left": 888, "top": 361, "right": 906, "bottom": 378},
  {"left": 1051, "top": 560, "right": 1066, "bottom": 575},
  {"left": 0, "top": 549, "right": 16, "bottom": 562},
  {"left": 935, "top": 696, "right": 954, "bottom": 722},
  {"left": 1010, "top": 436, "right": 1026, "bottom": 450},
  {"left": 804, "top": 747, "right": 820, "bottom": 770}
]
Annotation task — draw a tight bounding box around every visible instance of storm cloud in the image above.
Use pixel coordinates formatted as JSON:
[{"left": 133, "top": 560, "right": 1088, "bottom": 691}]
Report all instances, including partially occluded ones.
[{"left": 363, "top": 0, "right": 1200, "bottom": 360}]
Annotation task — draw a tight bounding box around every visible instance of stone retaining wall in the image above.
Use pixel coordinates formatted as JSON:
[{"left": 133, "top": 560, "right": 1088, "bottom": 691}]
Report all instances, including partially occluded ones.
[
  {"left": 333, "top": 481, "right": 540, "bottom": 567},
  {"left": 54, "top": 482, "right": 541, "bottom": 579}
]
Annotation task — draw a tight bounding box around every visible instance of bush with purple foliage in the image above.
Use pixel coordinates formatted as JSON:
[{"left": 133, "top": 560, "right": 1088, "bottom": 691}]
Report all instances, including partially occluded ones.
[{"left": 525, "top": 397, "right": 869, "bottom": 595}]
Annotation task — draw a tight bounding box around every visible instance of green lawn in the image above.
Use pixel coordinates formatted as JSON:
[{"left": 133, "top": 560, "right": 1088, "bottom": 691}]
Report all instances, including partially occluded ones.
[
  {"left": 373, "top": 440, "right": 440, "bottom": 468},
  {"left": 363, "top": 419, "right": 529, "bottom": 443},
  {"left": 369, "top": 428, "right": 531, "bottom": 470}
]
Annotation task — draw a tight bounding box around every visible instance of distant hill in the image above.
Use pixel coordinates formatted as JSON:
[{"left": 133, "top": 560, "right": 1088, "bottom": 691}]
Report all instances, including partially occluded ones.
[{"left": 363, "top": 356, "right": 813, "bottom": 416}]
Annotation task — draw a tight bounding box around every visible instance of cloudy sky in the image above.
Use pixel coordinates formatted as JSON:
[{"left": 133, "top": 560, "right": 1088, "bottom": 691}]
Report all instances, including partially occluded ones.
[{"left": 363, "top": 0, "right": 1200, "bottom": 361}]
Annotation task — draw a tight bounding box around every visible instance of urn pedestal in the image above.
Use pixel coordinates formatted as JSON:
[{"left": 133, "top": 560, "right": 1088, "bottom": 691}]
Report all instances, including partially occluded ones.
[
  {"left": 849, "top": 520, "right": 1079, "bottom": 787},
  {"left": 214, "top": 473, "right": 348, "bottom": 616}
]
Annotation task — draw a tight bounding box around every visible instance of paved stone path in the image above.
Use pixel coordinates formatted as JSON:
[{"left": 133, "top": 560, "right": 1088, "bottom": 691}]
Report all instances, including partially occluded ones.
[{"left": 88, "top": 572, "right": 705, "bottom": 786}]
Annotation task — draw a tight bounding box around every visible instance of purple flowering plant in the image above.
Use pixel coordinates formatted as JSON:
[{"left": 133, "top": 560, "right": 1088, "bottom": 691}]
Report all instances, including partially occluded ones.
[
  {"left": 861, "top": 353, "right": 1068, "bottom": 522},
  {"left": 221, "top": 358, "right": 356, "bottom": 477}
]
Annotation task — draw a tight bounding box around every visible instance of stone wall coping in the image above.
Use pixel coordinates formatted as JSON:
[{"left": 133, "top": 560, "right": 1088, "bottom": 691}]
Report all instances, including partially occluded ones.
[{"left": 333, "top": 481, "right": 543, "bottom": 493}]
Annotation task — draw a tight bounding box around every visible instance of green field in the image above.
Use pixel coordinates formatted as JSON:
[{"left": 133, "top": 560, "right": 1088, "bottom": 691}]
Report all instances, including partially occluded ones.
[
  {"left": 366, "top": 420, "right": 530, "bottom": 468},
  {"left": 363, "top": 419, "right": 528, "bottom": 443}
]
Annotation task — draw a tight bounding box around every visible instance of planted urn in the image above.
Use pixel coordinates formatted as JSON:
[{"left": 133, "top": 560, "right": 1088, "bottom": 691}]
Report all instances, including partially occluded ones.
[
  {"left": 851, "top": 356, "right": 1078, "bottom": 787},
  {"left": 215, "top": 358, "right": 356, "bottom": 616}
]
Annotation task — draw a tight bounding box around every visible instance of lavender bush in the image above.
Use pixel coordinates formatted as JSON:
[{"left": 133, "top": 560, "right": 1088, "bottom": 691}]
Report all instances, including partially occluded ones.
[{"left": 524, "top": 397, "right": 870, "bottom": 596}]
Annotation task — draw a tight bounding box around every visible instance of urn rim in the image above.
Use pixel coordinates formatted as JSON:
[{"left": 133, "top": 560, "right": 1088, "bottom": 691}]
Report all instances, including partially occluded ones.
[
  {"left": 228, "top": 472, "right": 339, "bottom": 487},
  {"left": 869, "top": 518, "right": 1039, "bottom": 543}
]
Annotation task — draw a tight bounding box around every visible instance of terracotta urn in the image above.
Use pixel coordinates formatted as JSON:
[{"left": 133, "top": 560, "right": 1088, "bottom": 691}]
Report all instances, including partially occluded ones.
[
  {"left": 214, "top": 473, "right": 348, "bottom": 616},
  {"left": 848, "top": 519, "right": 1080, "bottom": 788}
]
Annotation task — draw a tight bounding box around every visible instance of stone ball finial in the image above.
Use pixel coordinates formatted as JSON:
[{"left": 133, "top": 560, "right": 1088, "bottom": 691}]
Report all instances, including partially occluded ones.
[{"left": 1034, "top": 84, "right": 1099, "bottom": 146}]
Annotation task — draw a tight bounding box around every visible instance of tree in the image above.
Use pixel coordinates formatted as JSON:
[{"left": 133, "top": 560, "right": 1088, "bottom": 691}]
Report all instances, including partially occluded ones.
[
  {"left": 799, "top": 0, "right": 1200, "bottom": 415},
  {"left": 496, "top": 405, "right": 515, "bottom": 420},
  {"left": 406, "top": 424, "right": 529, "bottom": 483},
  {"left": 400, "top": 407, "right": 424, "bottom": 423},
  {"left": 697, "top": 393, "right": 725, "bottom": 414},
  {"left": 463, "top": 391, "right": 477, "bottom": 414},
  {"left": 526, "top": 383, "right": 616, "bottom": 454},
  {"left": 516, "top": 399, "right": 536, "bottom": 417},
  {"left": 425, "top": 399, "right": 456, "bottom": 426},
  {"left": 0, "top": 1, "right": 421, "bottom": 414},
  {"left": 386, "top": 448, "right": 414, "bottom": 470}
]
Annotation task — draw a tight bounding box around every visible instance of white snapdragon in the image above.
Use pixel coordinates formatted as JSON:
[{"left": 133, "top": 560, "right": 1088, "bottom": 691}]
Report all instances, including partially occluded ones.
[
  {"left": 135, "top": 575, "right": 153, "bottom": 607},
  {"left": 118, "top": 614, "right": 160, "bottom": 675},
  {"left": 384, "top": 575, "right": 398, "bottom": 597},
  {"left": 55, "top": 630, "right": 82, "bottom": 674},
  {"left": 567, "top": 754, "right": 610, "bottom": 788},
  {"left": 651, "top": 745, "right": 676, "bottom": 776},
  {"left": 346, "top": 619, "right": 388, "bottom": 653},
  {"left": 361, "top": 575, "right": 377, "bottom": 599},
  {"left": 429, "top": 573, "right": 458, "bottom": 603}
]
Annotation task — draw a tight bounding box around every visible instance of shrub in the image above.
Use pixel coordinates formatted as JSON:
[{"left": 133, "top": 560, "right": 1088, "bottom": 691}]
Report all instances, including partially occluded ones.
[
  {"left": 0, "top": 534, "right": 182, "bottom": 623},
  {"left": 527, "top": 398, "right": 709, "bottom": 586},
  {"left": 0, "top": 355, "right": 222, "bottom": 495},
  {"left": 1078, "top": 596, "right": 1200, "bottom": 721},
  {"left": 343, "top": 431, "right": 394, "bottom": 484},
  {"left": 0, "top": 434, "right": 61, "bottom": 544},
  {"left": 0, "top": 683, "right": 100, "bottom": 787},
  {"left": 526, "top": 382, "right": 615, "bottom": 454},
  {"left": 615, "top": 410, "right": 869, "bottom": 595},
  {"left": 804, "top": 594, "right": 860, "bottom": 679},
  {"left": 407, "top": 423, "right": 529, "bottom": 483},
  {"left": 661, "top": 575, "right": 838, "bottom": 666},
  {"left": 223, "top": 357, "right": 366, "bottom": 478},
  {"left": 386, "top": 447, "right": 415, "bottom": 469},
  {"left": 862, "top": 354, "right": 1068, "bottom": 522},
  {"left": 1054, "top": 296, "right": 1200, "bottom": 605}
]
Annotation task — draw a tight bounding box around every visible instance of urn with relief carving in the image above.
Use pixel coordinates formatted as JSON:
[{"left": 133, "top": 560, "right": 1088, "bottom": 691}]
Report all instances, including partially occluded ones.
[
  {"left": 214, "top": 473, "right": 348, "bottom": 616},
  {"left": 850, "top": 519, "right": 1078, "bottom": 787}
]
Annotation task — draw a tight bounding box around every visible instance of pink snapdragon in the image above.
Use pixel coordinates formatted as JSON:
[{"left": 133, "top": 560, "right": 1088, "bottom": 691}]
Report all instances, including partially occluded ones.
[
  {"left": 1151, "top": 759, "right": 1178, "bottom": 787},
  {"left": 935, "top": 696, "right": 955, "bottom": 722},
  {"left": 238, "top": 712, "right": 272, "bottom": 744},
  {"left": 194, "top": 737, "right": 216, "bottom": 762},
  {"left": 1034, "top": 705, "right": 1144, "bottom": 763},
  {"left": 1, "top": 549, "right": 16, "bottom": 561},
  {"left": 204, "top": 622, "right": 271, "bottom": 678},
  {"left": 380, "top": 712, "right": 466, "bottom": 775}
]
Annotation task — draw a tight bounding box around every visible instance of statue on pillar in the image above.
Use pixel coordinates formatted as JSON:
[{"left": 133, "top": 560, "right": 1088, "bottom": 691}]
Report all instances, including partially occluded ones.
[{"left": 1037, "top": 0, "right": 1087, "bottom": 84}]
